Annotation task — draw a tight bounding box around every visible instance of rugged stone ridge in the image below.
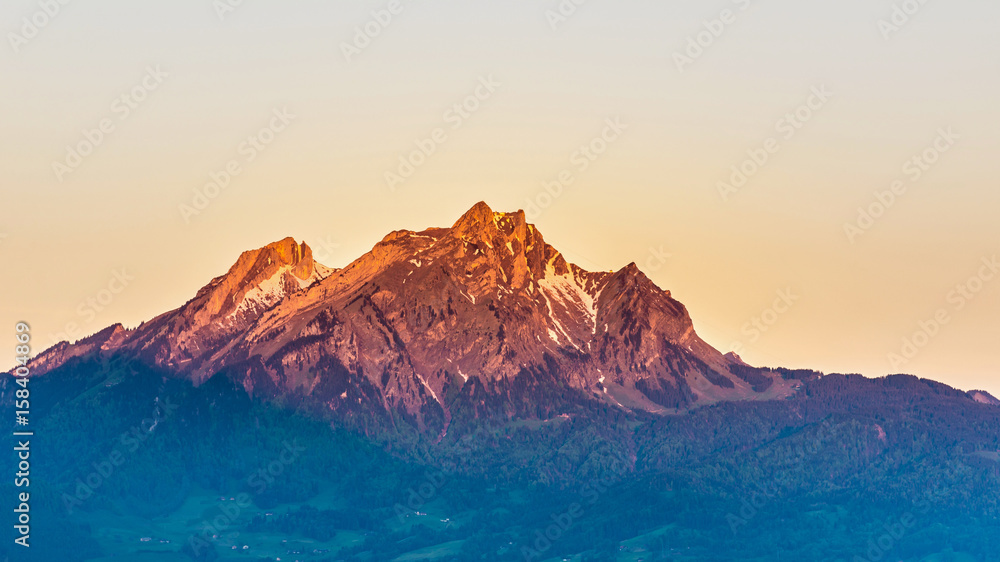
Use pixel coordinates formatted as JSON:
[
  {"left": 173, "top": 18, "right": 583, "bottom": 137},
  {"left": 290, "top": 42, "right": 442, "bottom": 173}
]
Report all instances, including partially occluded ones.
[
  {"left": 27, "top": 323, "right": 129, "bottom": 375},
  {"left": 26, "top": 203, "right": 802, "bottom": 427},
  {"left": 97, "top": 238, "right": 332, "bottom": 373}
]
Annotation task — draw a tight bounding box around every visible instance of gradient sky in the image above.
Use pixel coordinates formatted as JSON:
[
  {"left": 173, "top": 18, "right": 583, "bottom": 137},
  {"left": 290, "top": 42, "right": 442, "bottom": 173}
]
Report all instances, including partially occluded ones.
[{"left": 2, "top": 0, "right": 998, "bottom": 395}]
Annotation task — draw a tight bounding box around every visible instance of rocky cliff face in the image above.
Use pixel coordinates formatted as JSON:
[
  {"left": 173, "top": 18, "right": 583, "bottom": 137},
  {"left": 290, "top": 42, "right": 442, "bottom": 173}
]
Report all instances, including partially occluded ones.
[
  {"left": 26, "top": 203, "right": 799, "bottom": 427},
  {"left": 107, "top": 237, "right": 332, "bottom": 373}
]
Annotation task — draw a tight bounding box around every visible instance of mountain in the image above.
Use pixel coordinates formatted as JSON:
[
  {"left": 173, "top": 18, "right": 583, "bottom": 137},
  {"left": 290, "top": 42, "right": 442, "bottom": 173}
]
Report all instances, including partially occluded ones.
[
  {"left": 7, "top": 203, "right": 1000, "bottom": 562},
  {"left": 28, "top": 203, "right": 798, "bottom": 430},
  {"left": 124, "top": 236, "right": 333, "bottom": 370}
]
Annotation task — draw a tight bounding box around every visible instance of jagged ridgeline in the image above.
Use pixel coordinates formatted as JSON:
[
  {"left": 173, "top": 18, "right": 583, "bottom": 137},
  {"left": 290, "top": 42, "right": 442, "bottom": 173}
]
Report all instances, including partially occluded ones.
[
  {"left": 4, "top": 203, "right": 1000, "bottom": 561},
  {"left": 25, "top": 202, "right": 801, "bottom": 435}
]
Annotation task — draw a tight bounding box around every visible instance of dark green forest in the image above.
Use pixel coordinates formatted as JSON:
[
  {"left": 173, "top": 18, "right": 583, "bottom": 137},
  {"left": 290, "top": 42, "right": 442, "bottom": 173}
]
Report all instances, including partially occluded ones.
[{"left": 3, "top": 356, "right": 1000, "bottom": 561}]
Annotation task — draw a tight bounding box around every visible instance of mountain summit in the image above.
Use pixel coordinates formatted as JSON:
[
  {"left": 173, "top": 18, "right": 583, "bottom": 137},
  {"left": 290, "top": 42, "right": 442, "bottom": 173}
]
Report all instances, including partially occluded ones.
[{"left": 28, "top": 203, "right": 799, "bottom": 428}]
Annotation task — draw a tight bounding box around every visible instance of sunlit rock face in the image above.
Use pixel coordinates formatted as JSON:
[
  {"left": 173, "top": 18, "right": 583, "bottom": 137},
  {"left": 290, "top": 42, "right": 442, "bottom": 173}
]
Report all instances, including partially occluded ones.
[{"left": 29, "top": 203, "right": 798, "bottom": 429}]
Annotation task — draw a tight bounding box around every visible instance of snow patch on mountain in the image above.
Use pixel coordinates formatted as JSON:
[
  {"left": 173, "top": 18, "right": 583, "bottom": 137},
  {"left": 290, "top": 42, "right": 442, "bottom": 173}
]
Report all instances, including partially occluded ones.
[
  {"left": 231, "top": 265, "right": 324, "bottom": 317},
  {"left": 417, "top": 374, "right": 442, "bottom": 405},
  {"left": 547, "top": 328, "right": 561, "bottom": 344},
  {"left": 538, "top": 265, "right": 601, "bottom": 341},
  {"left": 314, "top": 263, "right": 336, "bottom": 279}
]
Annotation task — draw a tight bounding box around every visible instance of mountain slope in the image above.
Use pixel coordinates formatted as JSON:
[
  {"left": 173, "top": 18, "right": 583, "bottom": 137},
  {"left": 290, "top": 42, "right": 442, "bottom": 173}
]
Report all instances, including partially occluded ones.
[
  {"left": 26, "top": 203, "right": 798, "bottom": 427},
  {"left": 127, "top": 237, "right": 333, "bottom": 371}
]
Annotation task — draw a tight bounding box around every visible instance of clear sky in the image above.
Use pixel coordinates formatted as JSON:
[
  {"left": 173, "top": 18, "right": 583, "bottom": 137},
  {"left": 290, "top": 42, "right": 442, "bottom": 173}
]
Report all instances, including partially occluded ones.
[{"left": 2, "top": 0, "right": 998, "bottom": 395}]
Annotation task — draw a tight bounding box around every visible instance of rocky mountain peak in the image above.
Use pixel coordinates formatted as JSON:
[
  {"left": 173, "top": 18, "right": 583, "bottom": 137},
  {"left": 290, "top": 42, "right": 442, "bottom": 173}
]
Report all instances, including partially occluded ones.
[
  {"left": 194, "top": 237, "right": 322, "bottom": 319},
  {"left": 24, "top": 204, "right": 795, "bottom": 425},
  {"left": 450, "top": 202, "right": 529, "bottom": 243},
  {"left": 451, "top": 201, "right": 497, "bottom": 231}
]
